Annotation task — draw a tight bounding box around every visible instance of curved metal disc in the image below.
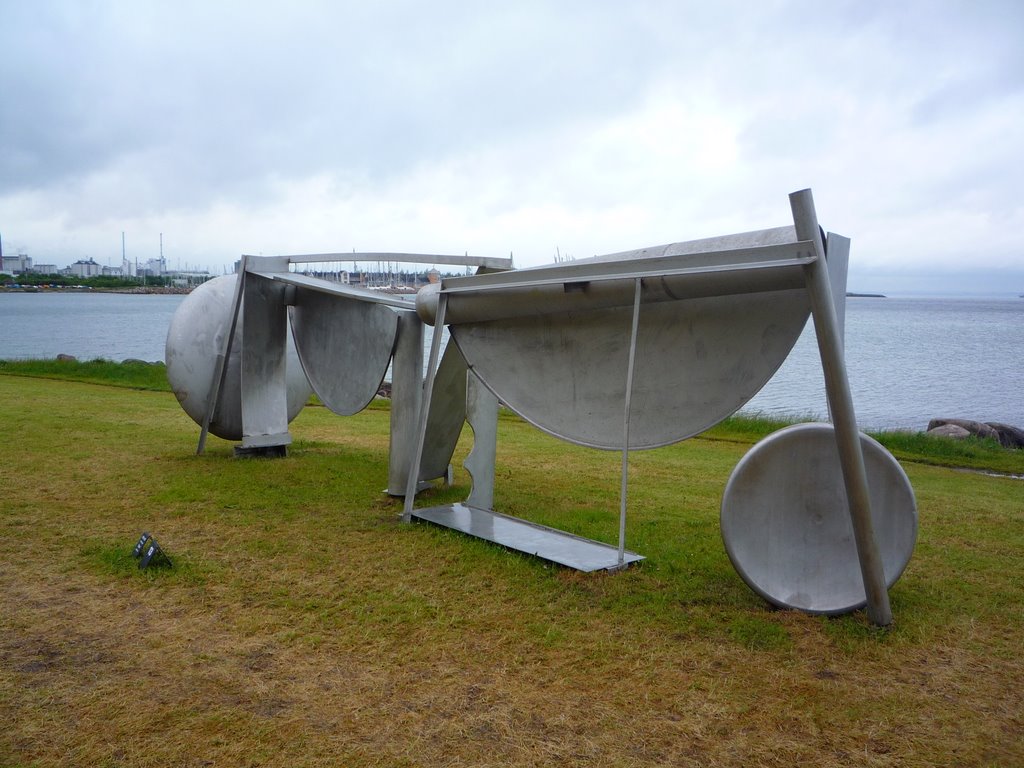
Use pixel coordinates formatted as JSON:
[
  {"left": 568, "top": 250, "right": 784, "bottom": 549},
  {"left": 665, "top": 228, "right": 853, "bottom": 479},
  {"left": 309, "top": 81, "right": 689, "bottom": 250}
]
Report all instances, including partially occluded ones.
[
  {"left": 420, "top": 338, "right": 470, "bottom": 481},
  {"left": 452, "top": 289, "right": 810, "bottom": 449},
  {"left": 720, "top": 423, "right": 917, "bottom": 615},
  {"left": 165, "top": 275, "right": 311, "bottom": 440},
  {"left": 289, "top": 287, "right": 399, "bottom": 416}
]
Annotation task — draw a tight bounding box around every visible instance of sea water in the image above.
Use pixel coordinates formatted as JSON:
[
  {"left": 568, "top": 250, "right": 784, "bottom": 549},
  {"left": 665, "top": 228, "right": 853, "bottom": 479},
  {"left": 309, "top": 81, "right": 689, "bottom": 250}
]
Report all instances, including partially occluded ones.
[
  {"left": 1, "top": 291, "right": 1020, "bottom": 431},
  {"left": 745, "top": 297, "right": 1022, "bottom": 431},
  {"left": 0, "top": 291, "right": 185, "bottom": 363}
]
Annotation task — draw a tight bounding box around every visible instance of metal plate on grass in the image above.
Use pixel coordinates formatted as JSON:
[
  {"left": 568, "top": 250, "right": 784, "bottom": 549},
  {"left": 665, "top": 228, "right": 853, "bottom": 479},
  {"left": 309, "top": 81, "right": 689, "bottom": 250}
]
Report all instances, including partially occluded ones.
[{"left": 414, "top": 503, "right": 644, "bottom": 571}]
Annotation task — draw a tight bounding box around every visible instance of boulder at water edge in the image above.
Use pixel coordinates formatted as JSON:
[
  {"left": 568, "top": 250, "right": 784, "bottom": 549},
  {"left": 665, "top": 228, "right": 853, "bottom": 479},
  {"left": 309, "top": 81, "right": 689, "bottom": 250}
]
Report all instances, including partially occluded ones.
[
  {"left": 986, "top": 422, "right": 1024, "bottom": 449},
  {"left": 926, "top": 418, "right": 1024, "bottom": 449},
  {"left": 927, "top": 423, "right": 972, "bottom": 440},
  {"left": 927, "top": 418, "right": 1000, "bottom": 441}
]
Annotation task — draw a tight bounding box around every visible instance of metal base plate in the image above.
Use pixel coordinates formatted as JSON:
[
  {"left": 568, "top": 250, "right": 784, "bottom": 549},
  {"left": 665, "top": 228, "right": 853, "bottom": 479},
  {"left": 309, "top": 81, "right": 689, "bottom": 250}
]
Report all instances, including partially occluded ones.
[
  {"left": 234, "top": 444, "right": 288, "bottom": 458},
  {"left": 412, "top": 503, "right": 644, "bottom": 572}
]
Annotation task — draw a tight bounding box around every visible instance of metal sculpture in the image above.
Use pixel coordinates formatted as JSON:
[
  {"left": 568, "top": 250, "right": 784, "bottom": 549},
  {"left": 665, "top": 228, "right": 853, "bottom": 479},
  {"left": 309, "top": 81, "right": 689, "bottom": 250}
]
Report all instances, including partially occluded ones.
[
  {"left": 164, "top": 190, "right": 916, "bottom": 625},
  {"left": 403, "top": 189, "right": 916, "bottom": 625},
  {"left": 165, "top": 274, "right": 313, "bottom": 446},
  {"left": 165, "top": 251, "right": 511, "bottom": 490}
]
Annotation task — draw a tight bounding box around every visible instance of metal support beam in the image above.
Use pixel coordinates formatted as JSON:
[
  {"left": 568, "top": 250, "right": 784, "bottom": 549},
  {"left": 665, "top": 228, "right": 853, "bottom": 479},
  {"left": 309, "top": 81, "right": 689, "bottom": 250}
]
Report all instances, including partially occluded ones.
[
  {"left": 240, "top": 273, "right": 292, "bottom": 450},
  {"left": 251, "top": 251, "right": 514, "bottom": 271},
  {"left": 402, "top": 293, "right": 448, "bottom": 520},
  {"left": 464, "top": 371, "right": 499, "bottom": 510},
  {"left": 790, "top": 189, "right": 892, "bottom": 626},
  {"left": 387, "top": 310, "right": 425, "bottom": 495},
  {"left": 197, "top": 256, "right": 246, "bottom": 455},
  {"left": 617, "top": 278, "right": 643, "bottom": 566}
]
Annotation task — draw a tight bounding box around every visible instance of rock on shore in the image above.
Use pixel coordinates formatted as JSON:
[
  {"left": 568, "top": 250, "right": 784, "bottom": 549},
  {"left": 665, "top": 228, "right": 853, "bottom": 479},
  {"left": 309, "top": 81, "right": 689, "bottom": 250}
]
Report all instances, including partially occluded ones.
[
  {"left": 987, "top": 422, "right": 1024, "bottom": 449},
  {"left": 927, "top": 418, "right": 1024, "bottom": 449}
]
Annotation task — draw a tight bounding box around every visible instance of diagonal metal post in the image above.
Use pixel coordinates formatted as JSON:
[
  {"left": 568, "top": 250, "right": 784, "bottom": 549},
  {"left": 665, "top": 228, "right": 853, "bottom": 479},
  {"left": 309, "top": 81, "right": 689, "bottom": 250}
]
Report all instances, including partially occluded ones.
[
  {"left": 402, "top": 293, "right": 448, "bottom": 521},
  {"left": 790, "top": 189, "right": 892, "bottom": 626},
  {"left": 197, "top": 255, "right": 247, "bottom": 455}
]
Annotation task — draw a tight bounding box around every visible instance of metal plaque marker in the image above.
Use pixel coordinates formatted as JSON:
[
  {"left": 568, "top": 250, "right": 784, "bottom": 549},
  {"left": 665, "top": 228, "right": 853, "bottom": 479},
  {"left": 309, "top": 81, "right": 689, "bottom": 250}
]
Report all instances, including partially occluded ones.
[
  {"left": 131, "top": 532, "right": 151, "bottom": 559},
  {"left": 137, "top": 537, "right": 171, "bottom": 569}
]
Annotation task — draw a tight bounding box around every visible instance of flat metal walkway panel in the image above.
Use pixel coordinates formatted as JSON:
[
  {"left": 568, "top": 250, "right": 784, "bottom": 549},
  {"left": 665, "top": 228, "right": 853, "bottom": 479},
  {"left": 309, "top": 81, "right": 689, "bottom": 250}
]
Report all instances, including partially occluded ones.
[{"left": 412, "top": 503, "right": 644, "bottom": 572}]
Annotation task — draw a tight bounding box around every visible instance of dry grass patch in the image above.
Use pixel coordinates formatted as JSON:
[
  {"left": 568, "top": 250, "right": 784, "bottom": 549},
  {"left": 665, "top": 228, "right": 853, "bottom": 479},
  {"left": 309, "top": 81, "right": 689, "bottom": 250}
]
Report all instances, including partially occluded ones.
[{"left": 1, "top": 375, "right": 1022, "bottom": 766}]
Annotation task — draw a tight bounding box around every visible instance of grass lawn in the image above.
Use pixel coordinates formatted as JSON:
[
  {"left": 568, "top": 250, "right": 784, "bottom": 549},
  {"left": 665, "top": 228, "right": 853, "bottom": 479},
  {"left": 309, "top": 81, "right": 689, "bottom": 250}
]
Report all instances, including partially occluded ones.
[{"left": 1, "top": 366, "right": 1021, "bottom": 766}]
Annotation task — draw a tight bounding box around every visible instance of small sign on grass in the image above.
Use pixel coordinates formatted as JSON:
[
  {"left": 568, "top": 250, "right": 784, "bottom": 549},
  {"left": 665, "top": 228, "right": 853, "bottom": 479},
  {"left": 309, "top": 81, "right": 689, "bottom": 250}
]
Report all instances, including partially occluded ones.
[{"left": 132, "top": 532, "right": 172, "bottom": 569}]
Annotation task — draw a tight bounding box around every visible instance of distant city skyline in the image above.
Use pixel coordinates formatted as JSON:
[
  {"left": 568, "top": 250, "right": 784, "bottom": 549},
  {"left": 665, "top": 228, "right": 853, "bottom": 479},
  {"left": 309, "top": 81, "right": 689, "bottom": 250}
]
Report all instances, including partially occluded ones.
[{"left": 4, "top": 235, "right": 1021, "bottom": 297}]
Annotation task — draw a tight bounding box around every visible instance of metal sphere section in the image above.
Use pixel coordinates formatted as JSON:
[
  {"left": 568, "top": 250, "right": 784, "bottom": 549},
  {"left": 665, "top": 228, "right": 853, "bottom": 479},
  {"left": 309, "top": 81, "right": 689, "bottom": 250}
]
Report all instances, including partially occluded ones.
[
  {"left": 415, "top": 282, "right": 441, "bottom": 325},
  {"left": 165, "top": 275, "right": 312, "bottom": 440},
  {"left": 450, "top": 288, "right": 810, "bottom": 450},
  {"left": 720, "top": 423, "right": 917, "bottom": 615}
]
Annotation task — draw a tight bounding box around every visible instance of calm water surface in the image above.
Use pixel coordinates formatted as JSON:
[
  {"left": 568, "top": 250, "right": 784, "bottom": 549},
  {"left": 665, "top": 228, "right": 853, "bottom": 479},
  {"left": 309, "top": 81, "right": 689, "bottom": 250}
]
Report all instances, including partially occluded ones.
[
  {"left": 745, "top": 297, "right": 1022, "bottom": 430},
  {"left": 1, "top": 291, "right": 1020, "bottom": 431},
  {"left": 0, "top": 291, "right": 185, "bottom": 362}
]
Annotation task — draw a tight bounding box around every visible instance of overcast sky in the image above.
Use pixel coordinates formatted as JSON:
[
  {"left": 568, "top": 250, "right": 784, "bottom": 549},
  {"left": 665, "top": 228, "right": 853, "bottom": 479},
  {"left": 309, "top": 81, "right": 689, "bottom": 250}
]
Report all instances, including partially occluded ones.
[{"left": 2, "top": 1, "right": 1022, "bottom": 294}]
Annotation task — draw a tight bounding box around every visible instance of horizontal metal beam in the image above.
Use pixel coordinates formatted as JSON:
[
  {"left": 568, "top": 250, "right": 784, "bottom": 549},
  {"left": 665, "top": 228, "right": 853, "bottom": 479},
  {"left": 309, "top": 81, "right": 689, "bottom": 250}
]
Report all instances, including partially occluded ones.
[
  {"left": 441, "top": 241, "right": 814, "bottom": 293},
  {"left": 412, "top": 503, "right": 645, "bottom": 572},
  {"left": 248, "top": 252, "right": 514, "bottom": 270},
  {"left": 585, "top": 225, "right": 799, "bottom": 264},
  {"left": 442, "top": 253, "right": 815, "bottom": 296},
  {"left": 414, "top": 244, "right": 817, "bottom": 326},
  {"left": 248, "top": 271, "right": 416, "bottom": 309}
]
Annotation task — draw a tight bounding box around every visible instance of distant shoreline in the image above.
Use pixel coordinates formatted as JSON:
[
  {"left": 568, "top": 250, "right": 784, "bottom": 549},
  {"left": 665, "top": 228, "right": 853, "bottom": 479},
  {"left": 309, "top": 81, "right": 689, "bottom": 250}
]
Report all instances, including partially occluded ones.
[
  {"left": 0, "top": 285, "right": 191, "bottom": 295},
  {"left": 93, "top": 286, "right": 192, "bottom": 294}
]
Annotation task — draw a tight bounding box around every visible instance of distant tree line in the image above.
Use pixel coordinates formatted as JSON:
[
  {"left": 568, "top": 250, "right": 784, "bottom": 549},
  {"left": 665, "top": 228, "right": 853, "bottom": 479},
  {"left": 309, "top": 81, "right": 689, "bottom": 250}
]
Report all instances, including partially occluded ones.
[{"left": 2, "top": 273, "right": 175, "bottom": 289}]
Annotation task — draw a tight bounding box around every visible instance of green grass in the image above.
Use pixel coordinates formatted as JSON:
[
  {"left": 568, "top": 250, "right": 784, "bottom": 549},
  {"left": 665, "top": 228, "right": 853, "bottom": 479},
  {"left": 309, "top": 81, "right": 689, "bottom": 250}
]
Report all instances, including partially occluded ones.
[
  {"left": 4, "top": 357, "right": 1020, "bottom": 474},
  {"left": 0, "top": 357, "right": 171, "bottom": 390},
  {"left": 706, "top": 411, "right": 1023, "bottom": 475},
  {"left": 868, "top": 427, "right": 1022, "bottom": 474},
  {"left": 1, "top": 361, "right": 1023, "bottom": 766}
]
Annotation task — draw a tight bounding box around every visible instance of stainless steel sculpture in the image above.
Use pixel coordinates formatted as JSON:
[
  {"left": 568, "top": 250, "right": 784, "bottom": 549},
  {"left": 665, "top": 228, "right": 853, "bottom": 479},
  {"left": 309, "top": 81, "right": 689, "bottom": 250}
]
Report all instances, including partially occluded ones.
[
  {"left": 165, "top": 274, "right": 313, "bottom": 443},
  {"left": 403, "top": 189, "right": 915, "bottom": 625},
  {"left": 165, "top": 251, "right": 511, "bottom": 490},
  {"left": 165, "top": 190, "right": 916, "bottom": 625}
]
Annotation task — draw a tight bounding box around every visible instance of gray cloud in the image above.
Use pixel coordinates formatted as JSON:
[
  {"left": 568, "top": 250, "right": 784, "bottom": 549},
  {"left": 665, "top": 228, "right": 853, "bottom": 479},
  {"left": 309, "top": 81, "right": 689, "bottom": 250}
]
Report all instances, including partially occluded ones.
[{"left": 1, "top": 1, "right": 1022, "bottom": 292}]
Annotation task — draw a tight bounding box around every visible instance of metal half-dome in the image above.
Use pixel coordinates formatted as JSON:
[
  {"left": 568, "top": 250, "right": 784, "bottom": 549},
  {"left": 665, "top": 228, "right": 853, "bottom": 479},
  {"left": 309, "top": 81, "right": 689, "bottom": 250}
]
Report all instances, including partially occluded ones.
[{"left": 165, "top": 274, "right": 312, "bottom": 440}]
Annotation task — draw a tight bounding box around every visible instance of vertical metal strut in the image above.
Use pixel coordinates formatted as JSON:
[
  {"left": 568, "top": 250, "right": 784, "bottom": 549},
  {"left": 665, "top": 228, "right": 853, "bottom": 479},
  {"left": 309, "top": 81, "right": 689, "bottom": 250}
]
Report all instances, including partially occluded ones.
[
  {"left": 402, "top": 293, "right": 448, "bottom": 520},
  {"left": 617, "top": 278, "right": 643, "bottom": 566}
]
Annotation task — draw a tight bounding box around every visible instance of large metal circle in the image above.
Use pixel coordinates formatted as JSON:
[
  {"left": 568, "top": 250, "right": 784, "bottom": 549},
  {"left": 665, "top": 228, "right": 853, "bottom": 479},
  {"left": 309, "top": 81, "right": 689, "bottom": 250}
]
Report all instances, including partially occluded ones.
[
  {"left": 720, "top": 423, "right": 917, "bottom": 615},
  {"left": 165, "top": 275, "right": 312, "bottom": 440}
]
